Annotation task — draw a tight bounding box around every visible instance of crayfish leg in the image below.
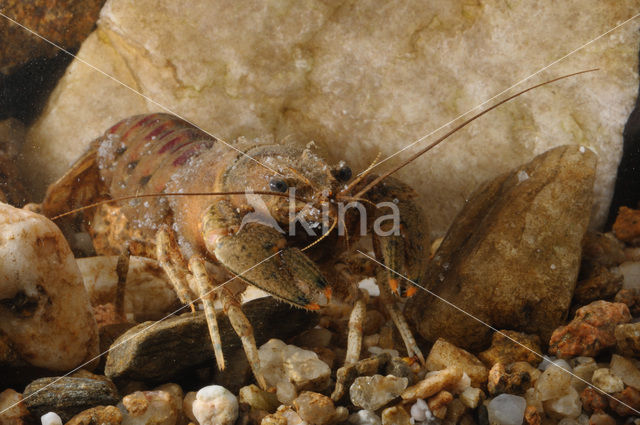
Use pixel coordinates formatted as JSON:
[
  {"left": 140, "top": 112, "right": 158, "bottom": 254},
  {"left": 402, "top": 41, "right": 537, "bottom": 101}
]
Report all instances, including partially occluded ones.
[
  {"left": 114, "top": 242, "right": 130, "bottom": 321},
  {"left": 376, "top": 271, "right": 425, "bottom": 365},
  {"left": 218, "top": 286, "right": 268, "bottom": 390},
  {"left": 156, "top": 226, "right": 196, "bottom": 312},
  {"left": 189, "top": 256, "right": 225, "bottom": 372},
  {"left": 344, "top": 289, "right": 368, "bottom": 366}
]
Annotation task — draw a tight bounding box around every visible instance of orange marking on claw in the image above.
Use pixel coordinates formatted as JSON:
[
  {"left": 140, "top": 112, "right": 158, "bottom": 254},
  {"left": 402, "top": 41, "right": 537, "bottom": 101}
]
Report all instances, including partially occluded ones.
[
  {"left": 324, "top": 287, "right": 333, "bottom": 301},
  {"left": 389, "top": 278, "right": 400, "bottom": 294},
  {"left": 406, "top": 286, "right": 418, "bottom": 297},
  {"left": 306, "top": 303, "right": 321, "bottom": 310}
]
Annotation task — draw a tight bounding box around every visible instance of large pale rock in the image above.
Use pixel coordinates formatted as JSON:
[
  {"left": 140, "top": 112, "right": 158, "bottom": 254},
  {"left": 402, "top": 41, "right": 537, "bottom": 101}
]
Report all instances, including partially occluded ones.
[
  {"left": 19, "top": 0, "right": 639, "bottom": 236},
  {"left": 405, "top": 145, "right": 596, "bottom": 350},
  {"left": 0, "top": 202, "right": 99, "bottom": 371}
]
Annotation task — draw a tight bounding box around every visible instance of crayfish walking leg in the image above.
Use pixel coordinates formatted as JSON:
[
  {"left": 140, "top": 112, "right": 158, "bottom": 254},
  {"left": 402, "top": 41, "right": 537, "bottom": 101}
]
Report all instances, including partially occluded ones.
[{"left": 155, "top": 225, "right": 271, "bottom": 387}]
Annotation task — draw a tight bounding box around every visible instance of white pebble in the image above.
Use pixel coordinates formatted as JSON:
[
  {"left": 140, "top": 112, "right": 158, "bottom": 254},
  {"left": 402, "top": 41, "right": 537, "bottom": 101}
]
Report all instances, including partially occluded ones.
[
  {"left": 487, "top": 394, "right": 527, "bottom": 425},
  {"left": 620, "top": 261, "right": 640, "bottom": 290},
  {"left": 259, "top": 339, "right": 331, "bottom": 391},
  {"left": 41, "top": 412, "right": 62, "bottom": 425},
  {"left": 192, "top": 385, "right": 238, "bottom": 425},
  {"left": 348, "top": 410, "right": 382, "bottom": 425},
  {"left": 517, "top": 170, "right": 529, "bottom": 182},
  {"left": 410, "top": 399, "right": 430, "bottom": 422}
]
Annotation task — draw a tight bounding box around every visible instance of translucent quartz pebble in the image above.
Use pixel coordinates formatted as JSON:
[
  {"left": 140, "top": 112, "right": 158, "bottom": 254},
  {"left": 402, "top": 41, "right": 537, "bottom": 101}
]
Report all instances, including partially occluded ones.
[
  {"left": 487, "top": 394, "right": 527, "bottom": 425},
  {"left": 609, "top": 354, "right": 640, "bottom": 390},
  {"left": 591, "top": 368, "right": 624, "bottom": 393},
  {"left": 535, "top": 360, "right": 573, "bottom": 401},
  {"left": 350, "top": 375, "right": 408, "bottom": 410},
  {"left": 544, "top": 387, "right": 582, "bottom": 419}
]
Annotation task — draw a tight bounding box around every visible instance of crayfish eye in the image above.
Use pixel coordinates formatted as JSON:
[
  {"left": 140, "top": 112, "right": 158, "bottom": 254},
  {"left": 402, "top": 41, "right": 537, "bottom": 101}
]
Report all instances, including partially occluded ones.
[
  {"left": 334, "top": 165, "right": 352, "bottom": 182},
  {"left": 269, "top": 178, "right": 289, "bottom": 193}
]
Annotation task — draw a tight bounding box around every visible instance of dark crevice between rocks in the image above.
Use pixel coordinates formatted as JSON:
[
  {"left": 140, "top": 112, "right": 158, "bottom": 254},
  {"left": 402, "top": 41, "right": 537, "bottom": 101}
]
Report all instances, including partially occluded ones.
[
  {"left": 0, "top": 51, "right": 74, "bottom": 125},
  {"left": 606, "top": 39, "right": 640, "bottom": 230}
]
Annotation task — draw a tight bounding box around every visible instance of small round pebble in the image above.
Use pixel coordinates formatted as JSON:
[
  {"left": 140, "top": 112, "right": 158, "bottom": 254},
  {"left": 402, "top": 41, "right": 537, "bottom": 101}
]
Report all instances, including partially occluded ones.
[
  {"left": 41, "top": 412, "right": 62, "bottom": 425},
  {"left": 410, "top": 399, "right": 435, "bottom": 423},
  {"left": 183, "top": 392, "right": 197, "bottom": 423},
  {"left": 348, "top": 409, "right": 382, "bottom": 425},
  {"left": 192, "top": 385, "right": 238, "bottom": 425},
  {"left": 293, "top": 391, "right": 336, "bottom": 425},
  {"left": 487, "top": 394, "right": 526, "bottom": 425}
]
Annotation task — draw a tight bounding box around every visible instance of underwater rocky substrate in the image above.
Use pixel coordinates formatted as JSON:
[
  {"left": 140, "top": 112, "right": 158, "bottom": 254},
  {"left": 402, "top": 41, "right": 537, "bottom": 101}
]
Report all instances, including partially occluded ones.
[{"left": 3, "top": 144, "right": 640, "bottom": 425}]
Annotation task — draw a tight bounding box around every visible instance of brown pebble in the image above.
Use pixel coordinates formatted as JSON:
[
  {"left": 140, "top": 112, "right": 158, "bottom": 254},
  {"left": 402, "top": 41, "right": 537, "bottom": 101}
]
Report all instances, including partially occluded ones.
[
  {"left": 614, "top": 288, "right": 640, "bottom": 316},
  {"left": 443, "top": 398, "right": 467, "bottom": 424},
  {"left": 478, "top": 330, "right": 542, "bottom": 367},
  {"left": 487, "top": 362, "right": 534, "bottom": 396},
  {"left": 122, "top": 392, "right": 149, "bottom": 416},
  {"left": 580, "top": 387, "right": 608, "bottom": 413},
  {"left": 582, "top": 231, "right": 626, "bottom": 267},
  {"left": 427, "top": 390, "right": 453, "bottom": 413},
  {"left": 609, "top": 386, "right": 640, "bottom": 417},
  {"left": 293, "top": 391, "right": 336, "bottom": 425},
  {"left": 381, "top": 405, "right": 411, "bottom": 425},
  {"left": 613, "top": 206, "right": 640, "bottom": 244},
  {"left": 65, "top": 405, "right": 122, "bottom": 425},
  {"left": 615, "top": 323, "right": 640, "bottom": 357},
  {"left": 573, "top": 265, "right": 623, "bottom": 305},
  {"left": 589, "top": 411, "right": 617, "bottom": 425},
  {"left": 523, "top": 405, "right": 541, "bottom": 425},
  {"left": 549, "top": 300, "right": 631, "bottom": 358}
]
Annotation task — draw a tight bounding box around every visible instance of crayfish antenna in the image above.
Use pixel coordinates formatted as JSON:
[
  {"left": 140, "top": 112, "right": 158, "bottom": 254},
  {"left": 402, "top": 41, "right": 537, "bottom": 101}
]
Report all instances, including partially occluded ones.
[
  {"left": 50, "top": 191, "right": 309, "bottom": 221},
  {"left": 301, "top": 212, "right": 339, "bottom": 252},
  {"left": 352, "top": 68, "right": 599, "bottom": 199}
]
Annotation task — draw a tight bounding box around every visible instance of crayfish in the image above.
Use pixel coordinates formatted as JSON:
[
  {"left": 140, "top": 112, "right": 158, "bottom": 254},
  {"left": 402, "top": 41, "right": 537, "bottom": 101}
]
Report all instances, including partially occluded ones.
[{"left": 40, "top": 70, "right": 593, "bottom": 392}]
